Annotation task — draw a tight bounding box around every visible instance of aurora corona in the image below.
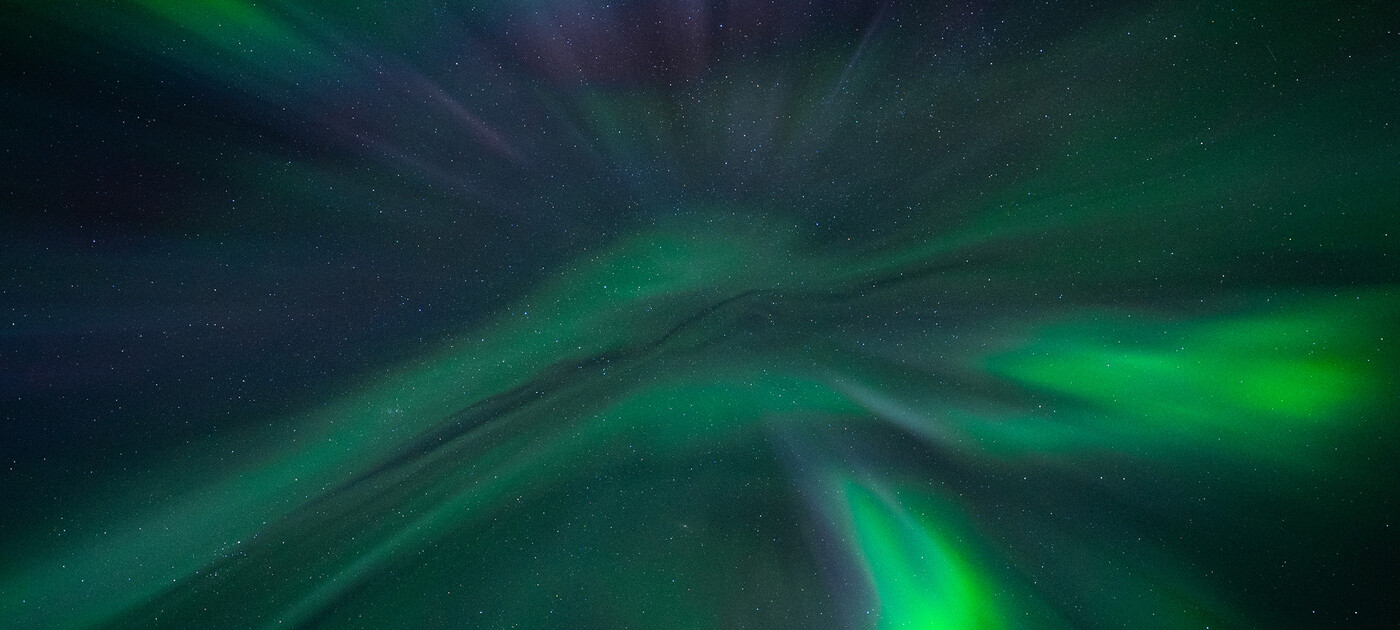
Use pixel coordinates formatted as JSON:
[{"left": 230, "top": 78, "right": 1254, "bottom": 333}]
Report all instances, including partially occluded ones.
[{"left": 1, "top": 1, "right": 1396, "bottom": 628}]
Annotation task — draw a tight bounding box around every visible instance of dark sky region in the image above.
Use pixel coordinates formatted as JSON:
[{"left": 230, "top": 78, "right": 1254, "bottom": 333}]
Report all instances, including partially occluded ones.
[{"left": 2, "top": 1, "right": 1398, "bottom": 628}]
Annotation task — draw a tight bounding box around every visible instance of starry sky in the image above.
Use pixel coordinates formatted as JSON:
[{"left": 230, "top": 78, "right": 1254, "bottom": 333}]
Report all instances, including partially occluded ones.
[{"left": 2, "top": 1, "right": 1398, "bottom": 628}]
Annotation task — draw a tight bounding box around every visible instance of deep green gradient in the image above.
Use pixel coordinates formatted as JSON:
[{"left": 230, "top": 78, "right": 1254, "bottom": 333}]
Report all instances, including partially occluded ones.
[{"left": 2, "top": 1, "right": 1397, "bottom": 629}]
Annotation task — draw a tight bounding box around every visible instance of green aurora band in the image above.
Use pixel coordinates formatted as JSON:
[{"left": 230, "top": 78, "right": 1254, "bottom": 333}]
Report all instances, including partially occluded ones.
[{"left": 1, "top": 1, "right": 1397, "bottom": 628}]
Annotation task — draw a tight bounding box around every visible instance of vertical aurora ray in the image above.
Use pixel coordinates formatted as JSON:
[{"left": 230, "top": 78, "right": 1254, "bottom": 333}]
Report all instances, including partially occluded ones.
[
  {"left": 2, "top": 0, "right": 1398, "bottom": 628},
  {"left": 840, "top": 479, "right": 1004, "bottom": 630}
]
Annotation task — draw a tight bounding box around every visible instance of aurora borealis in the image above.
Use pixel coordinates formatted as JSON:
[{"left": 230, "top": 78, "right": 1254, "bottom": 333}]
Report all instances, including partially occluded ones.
[{"left": 2, "top": 0, "right": 1398, "bottom": 627}]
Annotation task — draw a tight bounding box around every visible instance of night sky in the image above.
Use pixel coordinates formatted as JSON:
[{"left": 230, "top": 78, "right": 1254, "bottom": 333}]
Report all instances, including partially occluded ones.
[{"left": 2, "top": 1, "right": 1398, "bottom": 628}]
